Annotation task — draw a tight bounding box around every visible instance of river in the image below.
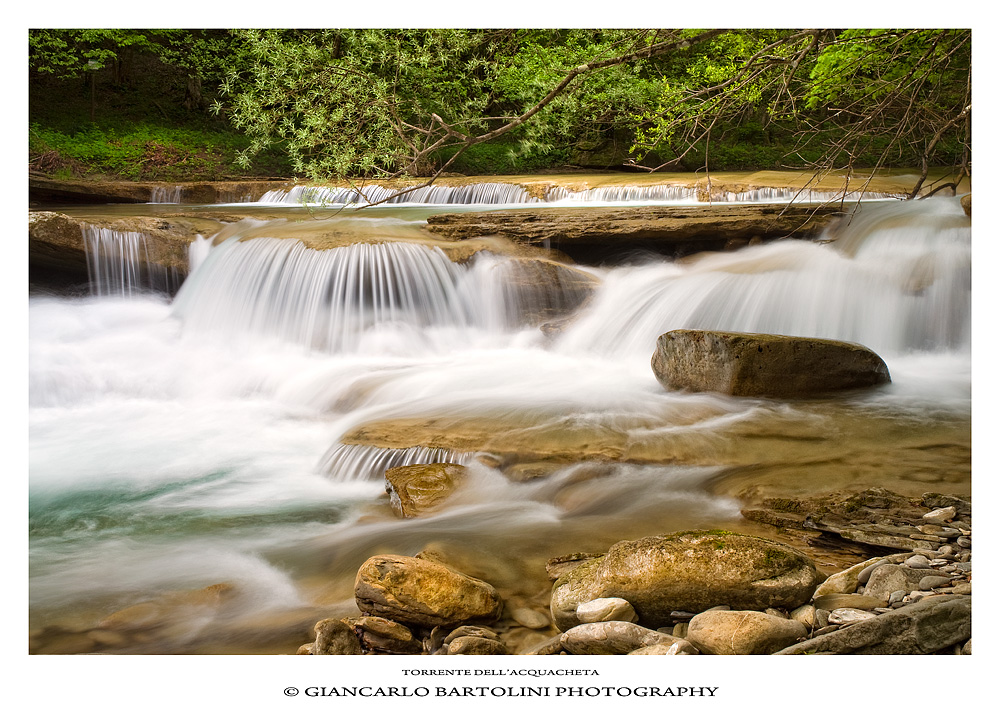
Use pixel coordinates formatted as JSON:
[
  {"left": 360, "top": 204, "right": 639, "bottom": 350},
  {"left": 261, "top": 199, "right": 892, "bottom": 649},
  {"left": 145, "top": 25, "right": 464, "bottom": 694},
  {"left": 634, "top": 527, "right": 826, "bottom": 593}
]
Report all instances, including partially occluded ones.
[{"left": 28, "top": 182, "right": 971, "bottom": 655}]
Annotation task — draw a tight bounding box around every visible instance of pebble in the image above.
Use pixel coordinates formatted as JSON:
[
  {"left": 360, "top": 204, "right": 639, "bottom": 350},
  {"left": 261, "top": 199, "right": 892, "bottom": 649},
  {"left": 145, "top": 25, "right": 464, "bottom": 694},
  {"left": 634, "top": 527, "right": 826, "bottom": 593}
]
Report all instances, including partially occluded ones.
[
  {"left": 828, "top": 608, "right": 877, "bottom": 625},
  {"left": 957, "top": 536, "right": 972, "bottom": 548},
  {"left": 922, "top": 506, "right": 956, "bottom": 524},
  {"left": 814, "top": 608, "right": 830, "bottom": 627},
  {"left": 905, "top": 554, "right": 932, "bottom": 569},
  {"left": 951, "top": 582, "right": 972, "bottom": 595},
  {"left": 888, "top": 590, "right": 906, "bottom": 605},
  {"left": 919, "top": 575, "right": 952, "bottom": 591},
  {"left": 576, "top": 597, "right": 638, "bottom": 624},
  {"left": 511, "top": 607, "right": 551, "bottom": 630},
  {"left": 858, "top": 560, "right": 890, "bottom": 585}
]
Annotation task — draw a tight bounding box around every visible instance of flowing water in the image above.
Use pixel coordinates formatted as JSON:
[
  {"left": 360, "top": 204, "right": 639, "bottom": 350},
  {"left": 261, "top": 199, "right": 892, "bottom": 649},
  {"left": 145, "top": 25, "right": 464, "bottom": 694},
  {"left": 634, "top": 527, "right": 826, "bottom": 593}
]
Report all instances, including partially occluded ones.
[{"left": 28, "top": 188, "right": 971, "bottom": 655}]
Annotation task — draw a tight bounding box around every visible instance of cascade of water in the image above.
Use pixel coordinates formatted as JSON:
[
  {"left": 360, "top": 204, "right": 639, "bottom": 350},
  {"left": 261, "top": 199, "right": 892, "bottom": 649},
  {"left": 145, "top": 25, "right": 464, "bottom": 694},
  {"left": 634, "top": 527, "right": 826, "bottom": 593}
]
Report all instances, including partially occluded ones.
[
  {"left": 547, "top": 184, "right": 699, "bottom": 203},
  {"left": 172, "top": 233, "right": 598, "bottom": 352},
  {"left": 149, "top": 186, "right": 183, "bottom": 204},
  {"left": 719, "top": 187, "right": 899, "bottom": 203},
  {"left": 320, "top": 443, "right": 473, "bottom": 482},
  {"left": 555, "top": 197, "right": 970, "bottom": 359},
  {"left": 255, "top": 181, "right": 902, "bottom": 206},
  {"left": 82, "top": 226, "right": 180, "bottom": 297},
  {"left": 172, "top": 237, "right": 474, "bottom": 352},
  {"left": 257, "top": 182, "right": 540, "bottom": 206}
]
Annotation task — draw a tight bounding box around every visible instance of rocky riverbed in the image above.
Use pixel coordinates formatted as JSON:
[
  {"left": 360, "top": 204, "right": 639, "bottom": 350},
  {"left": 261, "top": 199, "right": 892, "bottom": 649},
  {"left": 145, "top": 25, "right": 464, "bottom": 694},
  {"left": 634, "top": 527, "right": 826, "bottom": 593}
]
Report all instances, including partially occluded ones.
[{"left": 287, "top": 486, "right": 971, "bottom": 656}]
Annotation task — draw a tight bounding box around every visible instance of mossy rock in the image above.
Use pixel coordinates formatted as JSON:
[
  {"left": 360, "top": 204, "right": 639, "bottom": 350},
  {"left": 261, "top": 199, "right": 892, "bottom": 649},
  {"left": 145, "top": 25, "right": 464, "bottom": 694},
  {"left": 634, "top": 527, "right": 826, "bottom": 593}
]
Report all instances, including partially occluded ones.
[
  {"left": 355, "top": 554, "right": 503, "bottom": 628},
  {"left": 550, "top": 531, "right": 822, "bottom": 630}
]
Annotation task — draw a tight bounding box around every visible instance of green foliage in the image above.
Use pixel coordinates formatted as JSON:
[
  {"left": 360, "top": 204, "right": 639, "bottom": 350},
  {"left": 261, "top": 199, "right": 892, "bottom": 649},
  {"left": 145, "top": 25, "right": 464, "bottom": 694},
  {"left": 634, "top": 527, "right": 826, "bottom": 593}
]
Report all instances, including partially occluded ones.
[{"left": 28, "top": 28, "right": 972, "bottom": 182}]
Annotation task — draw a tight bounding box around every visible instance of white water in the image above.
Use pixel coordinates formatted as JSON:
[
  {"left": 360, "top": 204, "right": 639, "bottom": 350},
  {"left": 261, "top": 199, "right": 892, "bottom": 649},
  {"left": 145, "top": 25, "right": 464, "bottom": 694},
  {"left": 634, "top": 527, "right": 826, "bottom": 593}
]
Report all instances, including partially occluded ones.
[
  {"left": 83, "top": 225, "right": 182, "bottom": 296},
  {"left": 28, "top": 195, "right": 971, "bottom": 653},
  {"left": 255, "top": 181, "right": 901, "bottom": 206}
]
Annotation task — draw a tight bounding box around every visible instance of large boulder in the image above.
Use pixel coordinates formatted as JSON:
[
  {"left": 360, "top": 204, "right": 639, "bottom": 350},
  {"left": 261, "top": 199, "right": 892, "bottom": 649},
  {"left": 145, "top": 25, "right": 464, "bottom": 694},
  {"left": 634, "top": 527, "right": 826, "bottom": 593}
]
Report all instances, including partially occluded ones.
[
  {"left": 651, "top": 330, "right": 891, "bottom": 398},
  {"left": 354, "top": 554, "right": 503, "bottom": 628},
  {"left": 550, "top": 531, "right": 822, "bottom": 630},
  {"left": 384, "top": 463, "right": 468, "bottom": 518}
]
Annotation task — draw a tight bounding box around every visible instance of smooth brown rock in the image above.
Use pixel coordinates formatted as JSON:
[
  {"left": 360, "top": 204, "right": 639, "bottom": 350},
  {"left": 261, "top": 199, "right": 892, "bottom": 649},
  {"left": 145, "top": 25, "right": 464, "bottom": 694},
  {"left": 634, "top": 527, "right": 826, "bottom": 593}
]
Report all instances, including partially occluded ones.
[
  {"left": 687, "top": 610, "right": 807, "bottom": 655},
  {"left": 651, "top": 330, "right": 890, "bottom": 398},
  {"left": 311, "top": 618, "right": 363, "bottom": 655},
  {"left": 559, "top": 621, "right": 697, "bottom": 655},
  {"left": 384, "top": 463, "right": 468, "bottom": 518},
  {"left": 343, "top": 616, "right": 422, "bottom": 654},
  {"left": 550, "top": 531, "right": 821, "bottom": 630},
  {"left": 355, "top": 554, "right": 503, "bottom": 628},
  {"left": 447, "top": 636, "right": 508, "bottom": 655},
  {"left": 813, "top": 557, "right": 888, "bottom": 597}
]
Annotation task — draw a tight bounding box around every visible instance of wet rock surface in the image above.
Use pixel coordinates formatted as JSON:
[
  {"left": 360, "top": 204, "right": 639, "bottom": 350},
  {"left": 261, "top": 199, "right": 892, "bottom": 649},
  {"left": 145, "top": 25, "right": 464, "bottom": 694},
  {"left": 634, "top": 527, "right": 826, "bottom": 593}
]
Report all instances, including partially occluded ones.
[
  {"left": 651, "top": 329, "right": 891, "bottom": 397},
  {"left": 425, "top": 204, "right": 848, "bottom": 264},
  {"left": 287, "top": 487, "right": 970, "bottom": 657},
  {"left": 549, "top": 531, "right": 821, "bottom": 630}
]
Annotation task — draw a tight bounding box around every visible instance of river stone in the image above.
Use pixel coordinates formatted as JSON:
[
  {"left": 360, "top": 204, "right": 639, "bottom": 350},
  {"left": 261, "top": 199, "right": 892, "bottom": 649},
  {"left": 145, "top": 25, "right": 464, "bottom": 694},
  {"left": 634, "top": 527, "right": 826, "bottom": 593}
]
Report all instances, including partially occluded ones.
[
  {"left": 576, "top": 597, "right": 639, "bottom": 624},
  {"left": 384, "top": 463, "right": 468, "bottom": 518},
  {"left": 311, "top": 618, "right": 363, "bottom": 655},
  {"left": 550, "top": 531, "right": 821, "bottom": 630},
  {"left": 443, "top": 626, "right": 500, "bottom": 644},
  {"left": 651, "top": 330, "right": 891, "bottom": 398},
  {"left": 687, "top": 610, "right": 807, "bottom": 655},
  {"left": 343, "top": 615, "right": 422, "bottom": 654},
  {"left": 922, "top": 506, "right": 957, "bottom": 525},
  {"left": 774, "top": 595, "right": 971, "bottom": 655},
  {"left": 559, "top": 621, "right": 696, "bottom": 655},
  {"left": 355, "top": 554, "right": 503, "bottom": 628},
  {"left": 814, "top": 556, "right": 887, "bottom": 597},
  {"left": 827, "top": 608, "right": 877, "bottom": 625},
  {"left": 447, "top": 636, "right": 508, "bottom": 655},
  {"left": 863, "top": 564, "right": 928, "bottom": 603},
  {"left": 813, "top": 594, "right": 883, "bottom": 611},
  {"left": 511, "top": 607, "right": 551, "bottom": 630},
  {"left": 790, "top": 604, "right": 817, "bottom": 628},
  {"left": 522, "top": 633, "right": 565, "bottom": 655},
  {"left": 627, "top": 642, "right": 697, "bottom": 655},
  {"left": 919, "top": 575, "right": 953, "bottom": 591}
]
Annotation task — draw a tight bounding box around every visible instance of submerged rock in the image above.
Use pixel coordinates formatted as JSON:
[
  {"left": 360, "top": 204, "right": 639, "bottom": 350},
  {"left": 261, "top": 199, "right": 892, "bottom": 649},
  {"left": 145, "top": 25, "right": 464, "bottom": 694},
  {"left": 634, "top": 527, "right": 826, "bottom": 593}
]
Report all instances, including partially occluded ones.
[
  {"left": 550, "top": 531, "right": 821, "bottom": 630},
  {"left": 384, "top": 463, "right": 468, "bottom": 518},
  {"left": 354, "top": 554, "right": 503, "bottom": 628},
  {"left": 651, "top": 330, "right": 891, "bottom": 398}
]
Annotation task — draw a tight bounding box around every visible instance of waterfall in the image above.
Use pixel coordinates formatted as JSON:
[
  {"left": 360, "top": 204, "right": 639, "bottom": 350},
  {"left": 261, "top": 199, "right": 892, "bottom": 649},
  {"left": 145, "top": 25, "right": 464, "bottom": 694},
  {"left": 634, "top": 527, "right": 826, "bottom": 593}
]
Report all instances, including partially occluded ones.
[
  {"left": 257, "top": 182, "right": 540, "bottom": 206},
  {"left": 172, "top": 233, "right": 598, "bottom": 352},
  {"left": 82, "top": 225, "right": 181, "bottom": 297},
  {"left": 256, "top": 181, "right": 902, "bottom": 206},
  {"left": 555, "top": 197, "right": 970, "bottom": 359},
  {"left": 546, "top": 184, "right": 699, "bottom": 203},
  {"left": 149, "top": 186, "right": 182, "bottom": 204},
  {"left": 320, "top": 444, "right": 473, "bottom": 482}
]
